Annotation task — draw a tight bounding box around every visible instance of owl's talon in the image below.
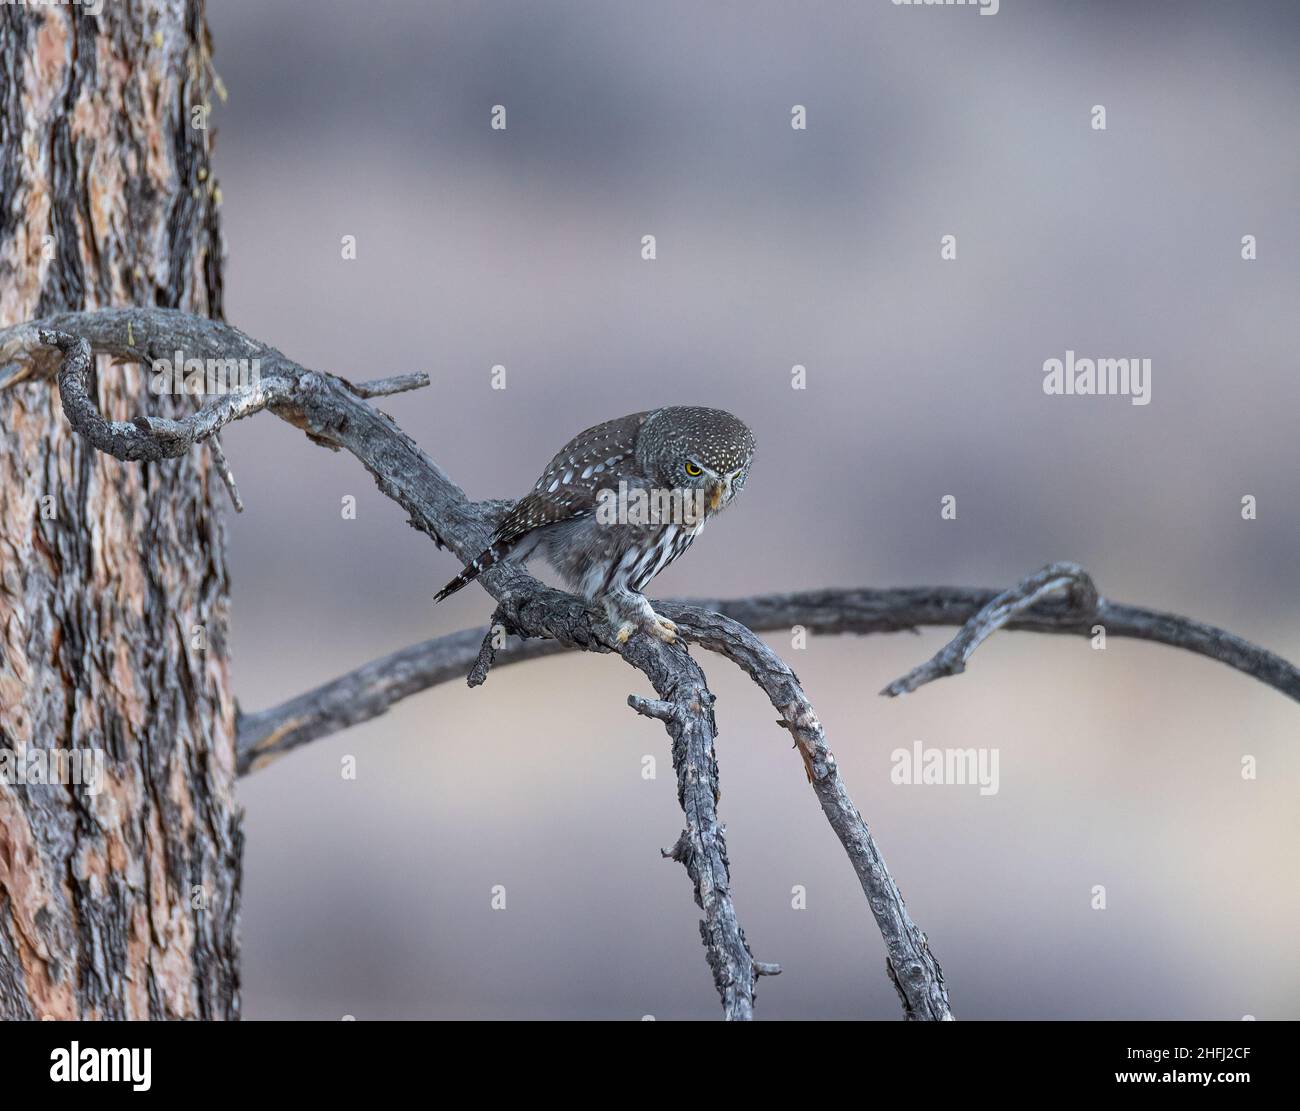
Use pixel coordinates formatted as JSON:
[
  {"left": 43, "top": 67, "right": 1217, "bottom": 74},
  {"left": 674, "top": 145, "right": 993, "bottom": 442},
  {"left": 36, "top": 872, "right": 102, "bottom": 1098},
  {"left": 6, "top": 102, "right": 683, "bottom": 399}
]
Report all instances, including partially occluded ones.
[
  {"left": 609, "top": 616, "right": 676, "bottom": 645},
  {"left": 650, "top": 616, "right": 678, "bottom": 643}
]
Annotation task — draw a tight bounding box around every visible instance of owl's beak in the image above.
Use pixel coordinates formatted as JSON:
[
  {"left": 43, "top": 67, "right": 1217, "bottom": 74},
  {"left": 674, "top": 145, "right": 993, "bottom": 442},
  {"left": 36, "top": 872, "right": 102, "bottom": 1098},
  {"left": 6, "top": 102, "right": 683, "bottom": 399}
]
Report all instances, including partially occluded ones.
[{"left": 707, "top": 478, "right": 730, "bottom": 512}]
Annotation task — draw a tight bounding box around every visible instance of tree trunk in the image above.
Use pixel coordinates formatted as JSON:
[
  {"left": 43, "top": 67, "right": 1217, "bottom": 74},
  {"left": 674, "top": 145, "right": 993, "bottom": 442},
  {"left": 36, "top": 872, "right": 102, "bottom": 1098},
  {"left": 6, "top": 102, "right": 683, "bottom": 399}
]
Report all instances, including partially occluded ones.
[{"left": 0, "top": 1, "right": 239, "bottom": 1019}]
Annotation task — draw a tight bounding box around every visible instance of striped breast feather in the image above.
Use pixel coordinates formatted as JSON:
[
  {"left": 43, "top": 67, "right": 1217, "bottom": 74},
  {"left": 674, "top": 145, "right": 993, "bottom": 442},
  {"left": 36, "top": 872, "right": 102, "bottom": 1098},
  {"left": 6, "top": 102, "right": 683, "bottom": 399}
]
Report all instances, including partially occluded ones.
[{"left": 629, "top": 520, "right": 704, "bottom": 592}]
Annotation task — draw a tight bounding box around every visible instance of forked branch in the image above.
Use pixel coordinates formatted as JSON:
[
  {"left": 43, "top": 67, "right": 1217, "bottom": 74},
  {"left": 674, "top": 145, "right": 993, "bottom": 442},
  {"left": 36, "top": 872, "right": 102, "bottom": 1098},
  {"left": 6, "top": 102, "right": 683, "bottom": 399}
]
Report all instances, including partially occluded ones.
[{"left": 14, "top": 309, "right": 1300, "bottom": 1020}]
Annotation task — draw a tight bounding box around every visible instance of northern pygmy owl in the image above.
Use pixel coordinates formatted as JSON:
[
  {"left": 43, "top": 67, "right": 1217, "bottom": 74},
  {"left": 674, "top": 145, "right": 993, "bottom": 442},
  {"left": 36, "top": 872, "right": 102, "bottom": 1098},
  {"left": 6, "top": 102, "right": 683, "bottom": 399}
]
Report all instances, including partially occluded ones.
[{"left": 435, "top": 406, "right": 755, "bottom": 642}]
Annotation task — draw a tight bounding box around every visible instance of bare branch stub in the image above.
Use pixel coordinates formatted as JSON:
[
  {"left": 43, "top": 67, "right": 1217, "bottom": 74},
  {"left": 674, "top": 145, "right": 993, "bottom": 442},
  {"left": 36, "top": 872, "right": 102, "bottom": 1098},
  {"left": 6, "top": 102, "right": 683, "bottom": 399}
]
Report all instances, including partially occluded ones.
[
  {"left": 467, "top": 607, "right": 516, "bottom": 687},
  {"left": 348, "top": 371, "right": 431, "bottom": 398},
  {"left": 628, "top": 694, "right": 678, "bottom": 723}
]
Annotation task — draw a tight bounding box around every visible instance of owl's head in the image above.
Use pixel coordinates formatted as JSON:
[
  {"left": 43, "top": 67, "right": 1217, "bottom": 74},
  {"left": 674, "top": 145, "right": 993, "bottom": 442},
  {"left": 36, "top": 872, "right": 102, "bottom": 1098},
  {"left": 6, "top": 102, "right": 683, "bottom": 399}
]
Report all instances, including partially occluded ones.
[{"left": 637, "top": 406, "right": 756, "bottom": 514}]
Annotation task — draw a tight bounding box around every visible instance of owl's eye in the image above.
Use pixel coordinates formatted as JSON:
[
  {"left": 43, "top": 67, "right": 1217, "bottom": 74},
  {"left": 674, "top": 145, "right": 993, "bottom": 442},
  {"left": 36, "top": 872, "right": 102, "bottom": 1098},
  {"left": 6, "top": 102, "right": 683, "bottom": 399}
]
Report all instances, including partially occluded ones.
[{"left": 684, "top": 461, "right": 703, "bottom": 477}]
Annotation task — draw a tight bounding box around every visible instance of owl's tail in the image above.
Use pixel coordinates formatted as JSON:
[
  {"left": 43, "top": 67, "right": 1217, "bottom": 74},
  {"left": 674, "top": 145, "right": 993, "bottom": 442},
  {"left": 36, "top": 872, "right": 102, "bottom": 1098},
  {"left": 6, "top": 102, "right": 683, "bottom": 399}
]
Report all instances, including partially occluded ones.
[{"left": 433, "top": 540, "right": 514, "bottom": 603}]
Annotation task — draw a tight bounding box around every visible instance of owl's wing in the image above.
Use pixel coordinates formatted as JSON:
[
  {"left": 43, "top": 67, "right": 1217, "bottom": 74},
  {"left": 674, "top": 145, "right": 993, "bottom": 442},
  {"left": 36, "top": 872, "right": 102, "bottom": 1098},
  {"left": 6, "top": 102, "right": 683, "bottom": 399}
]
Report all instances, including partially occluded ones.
[
  {"left": 434, "top": 411, "right": 651, "bottom": 603},
  {"left": 489, "top": 411, "right": 651, "bottom": 546}
]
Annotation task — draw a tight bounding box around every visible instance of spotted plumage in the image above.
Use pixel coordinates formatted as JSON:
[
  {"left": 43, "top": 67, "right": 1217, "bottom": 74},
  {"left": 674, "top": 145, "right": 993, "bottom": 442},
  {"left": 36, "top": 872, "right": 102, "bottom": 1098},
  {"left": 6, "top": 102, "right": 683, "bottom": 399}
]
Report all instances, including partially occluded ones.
[{"left": 434, "top": 406, "right": 755, "bottom": 642}]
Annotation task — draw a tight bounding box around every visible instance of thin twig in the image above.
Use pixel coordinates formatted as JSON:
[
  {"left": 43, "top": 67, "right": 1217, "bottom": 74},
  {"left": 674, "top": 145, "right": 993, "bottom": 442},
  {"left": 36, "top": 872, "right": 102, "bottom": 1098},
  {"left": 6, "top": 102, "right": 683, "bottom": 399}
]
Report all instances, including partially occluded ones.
[
  {"left": 208, "top": 434, "right": 244, "bottom": 512},
  {"left": 881, "top": 561, "right": 1097, "bottom": 697}
]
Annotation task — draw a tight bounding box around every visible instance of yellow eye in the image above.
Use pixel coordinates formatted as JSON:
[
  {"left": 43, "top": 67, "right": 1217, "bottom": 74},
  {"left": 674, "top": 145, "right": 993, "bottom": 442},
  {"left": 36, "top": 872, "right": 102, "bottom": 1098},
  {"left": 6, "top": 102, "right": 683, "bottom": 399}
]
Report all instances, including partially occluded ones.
[{"left": 684, "top": 461, "right": 702, "bottom": 477}]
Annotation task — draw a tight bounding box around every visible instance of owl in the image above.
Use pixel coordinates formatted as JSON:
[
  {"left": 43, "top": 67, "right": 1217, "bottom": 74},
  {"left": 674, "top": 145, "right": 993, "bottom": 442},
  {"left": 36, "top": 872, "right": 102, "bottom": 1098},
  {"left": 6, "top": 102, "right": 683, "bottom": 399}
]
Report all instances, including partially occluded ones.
[{"left": 435, "top": 406, "right": 755, "bottom": 643}]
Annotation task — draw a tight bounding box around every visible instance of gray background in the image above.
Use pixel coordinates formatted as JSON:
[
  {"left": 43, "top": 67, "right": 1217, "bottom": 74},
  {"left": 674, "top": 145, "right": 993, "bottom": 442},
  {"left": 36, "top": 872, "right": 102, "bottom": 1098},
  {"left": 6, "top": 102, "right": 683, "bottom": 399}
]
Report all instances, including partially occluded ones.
[{"left": 208, "top": 0, "right": 1300, "bottom": 1019}]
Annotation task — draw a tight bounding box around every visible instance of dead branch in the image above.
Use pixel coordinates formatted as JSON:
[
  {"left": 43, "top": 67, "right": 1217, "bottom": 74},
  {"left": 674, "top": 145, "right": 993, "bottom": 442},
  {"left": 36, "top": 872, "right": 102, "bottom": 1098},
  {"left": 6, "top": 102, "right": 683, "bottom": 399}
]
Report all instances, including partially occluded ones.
[
  {"left": 0, "top": 309, "right": 834, "bottom": 1019},
  {"left": 23, "top": 311, "right": 1300, "bottom": 1020},
  {"left": 236, "top": 575, "right": 1300, "bottom": 775}
]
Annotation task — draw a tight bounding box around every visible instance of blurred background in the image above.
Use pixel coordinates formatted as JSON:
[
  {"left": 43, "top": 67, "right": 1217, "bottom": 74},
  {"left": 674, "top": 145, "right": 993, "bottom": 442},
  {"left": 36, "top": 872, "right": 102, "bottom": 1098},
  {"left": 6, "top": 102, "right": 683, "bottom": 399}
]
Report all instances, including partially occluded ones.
[{"left": 209, "top": 0, "right": 1300, "bottom": 1019}]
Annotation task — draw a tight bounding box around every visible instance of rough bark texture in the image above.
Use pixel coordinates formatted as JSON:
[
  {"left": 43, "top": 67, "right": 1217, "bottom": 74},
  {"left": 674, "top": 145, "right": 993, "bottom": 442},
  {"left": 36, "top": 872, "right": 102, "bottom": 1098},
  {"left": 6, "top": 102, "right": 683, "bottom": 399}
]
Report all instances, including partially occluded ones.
[
  {"left": 3, "top": 308, "right": 944, "bottom": 1019},
  {"left": 0, "top": 2, "right": 239, "bottom": 1019}
]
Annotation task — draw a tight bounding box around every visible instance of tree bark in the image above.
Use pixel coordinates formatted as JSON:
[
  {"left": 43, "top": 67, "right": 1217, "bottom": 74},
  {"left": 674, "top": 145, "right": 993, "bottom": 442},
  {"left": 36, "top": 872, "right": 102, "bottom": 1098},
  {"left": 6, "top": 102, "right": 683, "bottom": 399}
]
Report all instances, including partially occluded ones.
[{"left": 0, "top": 1, "right": 239, "bottom": 1019}]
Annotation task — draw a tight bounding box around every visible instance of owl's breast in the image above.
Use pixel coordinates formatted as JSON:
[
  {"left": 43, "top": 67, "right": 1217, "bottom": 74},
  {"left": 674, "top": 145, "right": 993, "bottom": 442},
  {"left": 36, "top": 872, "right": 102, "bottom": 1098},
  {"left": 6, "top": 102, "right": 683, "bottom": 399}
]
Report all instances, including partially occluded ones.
[{"left": 541, "top": 514, "right": 704, "bottom": 601}]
